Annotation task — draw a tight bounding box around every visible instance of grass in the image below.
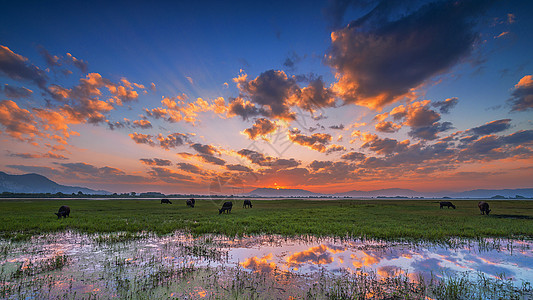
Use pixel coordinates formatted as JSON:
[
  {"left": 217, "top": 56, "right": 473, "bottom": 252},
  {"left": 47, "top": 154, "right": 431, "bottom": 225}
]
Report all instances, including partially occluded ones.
[{"left": 0, "top": 198, "right": 532, "bottom": 241}]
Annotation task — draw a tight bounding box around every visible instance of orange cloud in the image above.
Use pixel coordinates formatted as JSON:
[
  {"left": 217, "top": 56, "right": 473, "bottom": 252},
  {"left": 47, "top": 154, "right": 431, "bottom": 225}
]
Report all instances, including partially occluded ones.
[
  {"left": 0, "top": 100, "right": 40, "bottom": 141},
  {"left": 240, "top": 254, "right": 277, "bottom": 272},
  {"left": 242, "top": 118, "right": 277, "bottom": 140}
]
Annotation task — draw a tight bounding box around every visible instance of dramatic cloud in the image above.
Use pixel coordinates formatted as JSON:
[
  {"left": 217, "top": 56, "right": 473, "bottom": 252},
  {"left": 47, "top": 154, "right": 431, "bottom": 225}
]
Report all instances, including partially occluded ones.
[
  {"left": 225, "top": 164, "right": 252, "bottom": 172},
  {"left": 0, "top": 45, "right": 47, "bottom": 89},
  {"left": 288, "top": 129, "right": 332, "bottom": 152},
  {"left": 176, "top": 162, "right": 205, "bottom": 174},
  {"left": 0, "top": 100, "right": 40, "bottom": 141},
  {"left": 375, "top": 121, "right": 401, "bottom": 133},
  {"left": 242, "top": 118, "right": 277, "bottom": 140},
  {"left": 470, "top": 119, "right": 511, "bottom": 135},
  {"left": 237, "top": 149, "right": 300, "bottom": 169},
  {"left": 326, "top": 1, "right": 491, "bottom": 109},
  {"left": 145, "top": 95, "right": 223, "bottom": 125},
  {"left": 233, "top": 70, "right": 335, "bottom": 121},
  {"left": 408, "top": 121, "right": 453, "bottom": 140},
  {"left": 157, "top": 133, "right": 188, "bottom": 150},
  {"left": 129, "top": 132, "right": 155, "bottom": 146},
  {"left": 2, "top": 84, "right": 33, "bottom": 99},
  {"left": 341, "top": 151, "right": 366, "bottom": 161},
  {"left": 147, "top": 167, "right": 193, "bottom": 183},
  {"left": 132, "top": 119, "right": 152, "bottom": 129},
  {"left": 190, "top": 143, "right": 220, "bottom": 156},
  {"left": 357, "top": 132, "right": 410, "bottom": 155},
  {"left": 432, "top": 97, "right": 458, "bottom": 114},
  {"left": 8, "top": 151, "right": 67, "bottom": 160},
  {"left": 509, "top": 75, "right": 533, "bottom": 111},
  {"left": 139, "top": 158, "right": 172, "bottom": 166}
]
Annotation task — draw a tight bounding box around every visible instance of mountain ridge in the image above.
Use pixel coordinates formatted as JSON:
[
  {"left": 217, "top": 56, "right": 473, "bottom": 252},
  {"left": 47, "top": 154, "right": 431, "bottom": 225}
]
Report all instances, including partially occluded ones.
[{"left": 0, "top": 171, "right": 110, "bottom": 194}]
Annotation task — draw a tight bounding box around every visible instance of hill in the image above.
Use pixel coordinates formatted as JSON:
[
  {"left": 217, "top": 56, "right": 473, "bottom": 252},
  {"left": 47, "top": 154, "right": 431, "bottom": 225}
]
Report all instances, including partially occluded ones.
[{"left": 0, "top": 171, "right": 109, "bottom": 194}]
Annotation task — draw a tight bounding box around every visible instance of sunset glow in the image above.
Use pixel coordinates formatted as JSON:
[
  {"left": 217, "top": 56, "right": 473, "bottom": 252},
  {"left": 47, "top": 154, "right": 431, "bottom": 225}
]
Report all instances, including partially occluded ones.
[{"left": 0, "top": 1, "right": 532, "bottom": 194}]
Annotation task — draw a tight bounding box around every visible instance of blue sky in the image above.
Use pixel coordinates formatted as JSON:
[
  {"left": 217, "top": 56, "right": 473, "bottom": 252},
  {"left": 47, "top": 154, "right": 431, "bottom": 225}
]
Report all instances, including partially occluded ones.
[{"left": 1, "top": 0, "right": 532, "bottom": 194}]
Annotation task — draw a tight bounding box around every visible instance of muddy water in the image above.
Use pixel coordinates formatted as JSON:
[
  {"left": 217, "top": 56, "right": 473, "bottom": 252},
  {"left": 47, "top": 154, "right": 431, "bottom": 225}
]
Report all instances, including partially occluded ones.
[{"left": 0, "top": 233, "right": 531, "bottom": 299}]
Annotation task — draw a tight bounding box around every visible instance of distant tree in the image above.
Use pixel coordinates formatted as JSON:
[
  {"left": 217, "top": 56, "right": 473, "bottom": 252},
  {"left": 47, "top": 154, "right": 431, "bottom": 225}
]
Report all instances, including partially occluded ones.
[
  {"left": 78, "top": 191, "right": 83, "bottom": 195},
  {"left": 130, "top": 192, "right": 136, "bottom": 196}
]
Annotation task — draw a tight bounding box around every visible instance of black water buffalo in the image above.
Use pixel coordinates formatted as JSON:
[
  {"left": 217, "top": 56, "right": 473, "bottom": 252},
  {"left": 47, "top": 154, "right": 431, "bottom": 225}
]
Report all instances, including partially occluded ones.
[
  {"left": 161, "top": 199, "right": 172, "bottom": 204},
  {"left": 478, "top": 201, "right": 491, "bottom": 215},
  {"left": 186, "top": 198, "right": 195, "bottom": 208},
  {"left": 439, "top": 201, "right": 456, "bottom": 209},
  {"left": 243, "top": 199, "right": 253, "bottom": 208},
  {"left": 219, "top": 201, "right": 233, "bottom": 214},
  {"left": 55, "top": 205, "right": 70, "bottom": 219}
]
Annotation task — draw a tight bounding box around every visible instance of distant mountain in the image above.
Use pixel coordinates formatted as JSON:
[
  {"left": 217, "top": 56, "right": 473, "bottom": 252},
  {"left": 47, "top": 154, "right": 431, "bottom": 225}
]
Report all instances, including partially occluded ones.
[
  {"left": 334, "top": 188, "right": 423, "bottom": 198},
  {"left": 0, "top": 171, "right": 110, "bottom": 194},
  {"left": 449, "top": 188, "right": 533, "bottom": 198},
  {"left": 245, "top": 188, "right": 323, "bottom": 197}
]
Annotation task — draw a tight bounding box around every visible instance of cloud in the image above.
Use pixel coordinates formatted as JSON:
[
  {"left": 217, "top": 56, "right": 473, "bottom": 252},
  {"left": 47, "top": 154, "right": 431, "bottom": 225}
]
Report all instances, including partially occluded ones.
[
  {"left": 358, "top": 132, "right": 410, "bottom": 155},
  {"left": 196, "top": 154, "right": 226, "bottom": 166},
  {"left": 341, "top": 151, "right": 366, "bottom": 161},
  {"left": 408, "top": 121, "right": 453, "bottom": 140},
  {"left": 432, "top": 97, "right": 458, "bottom": 114},
  {"left": 190, "top": 143, "right": 220, "bottom": 156},
  {"left": 0, "top": 100, "right": 40, "bottom": 141},
  {"left": 234, "top": 70, "right": 298, "bottom": 120},
  {"left": 66, "top": 53, "right": 88, "bottom": 73},
  {"left": 140, "top": 158, "right": 172, "bottom": 166},
  {"left": 145, "top": 96, "right": 219, "bottom": 125},
  {"left": 237, "top": 149, "right": 300, "bottom": 168},
  {"left": 147, "top": 167, "right": 193, "bottom": 183},
  {"left": 242, "top": 118, "right": 277, "bottom": 140},
  {"left": 9, "top": 151, "right": 67, "bottom": 160},
  {"left": 7, "top": 165, "right": 61, "bottom": 176},
  {"left": 132, "top": 119, "right": 152, "bottom": 129},
  {"left": 233, "top": 70, "right": 335, "bottom": 120},
  {"left": 2, "top": 84, "right": 33, "bottom": 99},
  {"left": 509, "top": 75, "right": 533, "bottom": 111},
  {"left": 225, "top": 164, "right": 253, "bottom": 172},
  {"left": 129, "top": 132, "right": 155, "bottom": 146},
  {"left": 157, "top": 133, "right": 188, "bottom": 150},
  {"left": 176, "top": 162, "right": 205, "bottom": 174},
  {"left": 38, "top": 47, "right": 61, "bottom": 68},
  {"left": 0, "top": 45, "right": 47, "bottom": 89},
  {"left": 375, "top": 121, "right": 401, "bottom": 133},
  {"left": 470, "top": 119, "right": 511, "bottom": 135},
  {"left": 326, "top": 144, "right": 346, "bottom": 154},
  {"left": 288, "top": 129, "right": 332, "bottom": 152},
  {"left": 326, "top": 1, "right": 491, "bottom": 109}
]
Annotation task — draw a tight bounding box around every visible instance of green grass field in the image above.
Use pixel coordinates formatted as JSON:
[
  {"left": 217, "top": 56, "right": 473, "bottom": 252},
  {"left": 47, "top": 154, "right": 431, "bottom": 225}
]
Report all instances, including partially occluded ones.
[{"left": 0, "top": 198, "right": 532, "bottom": 241}]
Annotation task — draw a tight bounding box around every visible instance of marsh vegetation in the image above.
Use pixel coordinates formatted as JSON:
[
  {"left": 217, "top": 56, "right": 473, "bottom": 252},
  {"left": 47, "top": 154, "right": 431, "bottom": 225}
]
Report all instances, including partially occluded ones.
[{"left": 0, "top": 198, "right": 532, "bottom": 241}]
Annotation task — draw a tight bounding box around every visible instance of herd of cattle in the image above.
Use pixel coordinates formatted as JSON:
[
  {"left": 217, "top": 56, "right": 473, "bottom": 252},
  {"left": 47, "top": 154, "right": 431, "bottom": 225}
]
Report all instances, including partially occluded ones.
[{"left": 55, "top": 200, "right": 492, "bottom": 219}]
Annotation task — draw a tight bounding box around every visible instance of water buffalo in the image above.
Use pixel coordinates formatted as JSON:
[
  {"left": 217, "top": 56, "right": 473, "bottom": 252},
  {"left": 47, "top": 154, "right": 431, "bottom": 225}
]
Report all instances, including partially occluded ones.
[
  {"left": 219, "top": 201, "right": 233, "bottom": 214},
  {"left": 55, "top": 205, "right": 70, "bottom": 219},
  {"left": 478, "top": 201, "right": 491, "bottom": 215},
  {"left": 439, "top": 201, "right": 456, "bottom": 209},
  {"left": 186, "top": 198, "right": 195, "bottom": 208},
  {"left": 243, "top": 199, "right": 253, "bottom": 208},
  {"left": 161, "top": 199, "right": 172, "bottom": 204}
]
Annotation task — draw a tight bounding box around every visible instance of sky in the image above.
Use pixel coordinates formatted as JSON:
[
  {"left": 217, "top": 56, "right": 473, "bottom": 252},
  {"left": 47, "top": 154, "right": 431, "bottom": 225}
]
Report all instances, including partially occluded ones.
[{"left": 1, "top": 0, "right": 532, "bottom": 194}]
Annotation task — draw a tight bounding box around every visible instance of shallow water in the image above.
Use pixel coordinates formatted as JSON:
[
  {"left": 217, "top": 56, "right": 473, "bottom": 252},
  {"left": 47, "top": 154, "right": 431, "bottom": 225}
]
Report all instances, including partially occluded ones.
[{"left": 1, "top": 232, "right": 531, "bottom": 299}]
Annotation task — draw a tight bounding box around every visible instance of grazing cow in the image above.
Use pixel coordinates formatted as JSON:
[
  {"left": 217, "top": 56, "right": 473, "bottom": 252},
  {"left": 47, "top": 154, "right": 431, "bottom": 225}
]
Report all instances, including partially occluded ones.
[
  {"left": 55, "top": 205, "right": 70, "bottom": 219},
  {"left": 219, "top": 201, "right": 233, "bottom": 214},
  {"left": 243, "top": 199, "right": 253, "bottom": 208},
  {"left": 161, "top": 199, "right": 172, "bottom": 204},
  {"left": 186, "top": 198, "right": 195, "bottom": 208},
  {"left": 439, "top": 201, "right": 456, "bottom": 209},
  {"left": 478, "top": 201, "right": 491, "bottom": 215}
]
